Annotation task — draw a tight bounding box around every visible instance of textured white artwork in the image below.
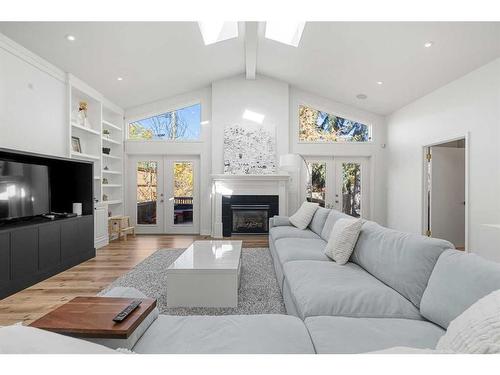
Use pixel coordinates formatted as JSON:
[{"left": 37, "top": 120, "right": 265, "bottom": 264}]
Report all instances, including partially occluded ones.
[{"left": 224, "top": 123, "right": 277, "bottom": 175}]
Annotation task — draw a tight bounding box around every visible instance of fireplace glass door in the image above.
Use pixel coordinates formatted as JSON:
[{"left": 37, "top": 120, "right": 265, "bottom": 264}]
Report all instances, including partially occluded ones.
[{"left": 231, "top": 205, "right": 269, "bottom": 234}]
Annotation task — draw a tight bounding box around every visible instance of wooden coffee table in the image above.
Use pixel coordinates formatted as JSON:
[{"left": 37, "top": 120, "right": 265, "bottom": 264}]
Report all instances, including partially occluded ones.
[{"left": 29, "top": 296, "right": 156, "bottom": 339}]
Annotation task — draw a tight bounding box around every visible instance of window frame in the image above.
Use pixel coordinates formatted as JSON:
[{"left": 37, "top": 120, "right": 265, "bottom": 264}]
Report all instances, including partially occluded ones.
[
  {"left": 126, "top": 101, "right": 203, "bottom": 143},
  {"left": 296, "top": 103, "right": 374, "bottom": 144}
]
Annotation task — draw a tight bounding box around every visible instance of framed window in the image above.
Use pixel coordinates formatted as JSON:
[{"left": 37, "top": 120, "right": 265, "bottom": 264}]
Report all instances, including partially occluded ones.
[
  {"left": 128, "top": 103, "right": 201, "bottom": 141},
  {"left": 298, "top": 105, "right": 372, "bottom": 143}
]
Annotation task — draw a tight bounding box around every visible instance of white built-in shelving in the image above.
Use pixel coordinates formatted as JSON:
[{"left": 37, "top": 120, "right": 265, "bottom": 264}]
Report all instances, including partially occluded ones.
[{"left": 67, "top": 73, "right": 125, "bottom": 229}]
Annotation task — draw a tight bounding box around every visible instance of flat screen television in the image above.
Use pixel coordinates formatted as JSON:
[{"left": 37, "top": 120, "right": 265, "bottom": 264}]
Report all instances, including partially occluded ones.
[{"left": 0, "top": 160, "right": 50, "bottom": 221}]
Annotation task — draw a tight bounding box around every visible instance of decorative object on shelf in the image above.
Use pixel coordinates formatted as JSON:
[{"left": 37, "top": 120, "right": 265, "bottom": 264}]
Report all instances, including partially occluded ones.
[
  {"left": 102, "top": 178, "right": 109, "bottom": 185},
  {"left": 72, "top": 203, "right": 82, "bottom": 216},
  {"left": 103, "top": 129, "right": 111, "bottom": 138},
  {"left": 103, "top": 194, "right": 108, "bottom": 201},
  {"left": 103, "top": 165, "right": 109, "bottom": 170},
  {"left": 102, "top": 147, "right": 111, "bottom": 155},
  {"left": 71, "top": 136, "right": 82, "bottom": 153},
  {"left": 78, "top": 101, "right": 91, "bottom": 128},
  {"left": 223, "top": 123, "right": 276, "bottom": 175}
]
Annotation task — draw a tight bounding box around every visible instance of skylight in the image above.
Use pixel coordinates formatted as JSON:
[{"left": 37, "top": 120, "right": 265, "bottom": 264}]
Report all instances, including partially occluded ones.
[
  {"left": 198, "top": 22, "right": 238, "bottom": 45},
  {"left": 242, "top": 109, "right": 265, "bottom": 124},
  {"left": 265, "top": 21, "right": 305, "bottom": 47}
]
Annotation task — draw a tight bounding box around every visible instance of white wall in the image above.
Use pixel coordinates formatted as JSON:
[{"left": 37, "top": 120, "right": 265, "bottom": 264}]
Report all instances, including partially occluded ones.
[
  {"left": 124, "top": 87, "right": 212, "bottom": 235},
  {"left": 211, "top": 74, "right": 290, "bottom": 174},
  {"left": 289, "top": 88, "right": 387, "bottom": 223},
  {"left": 386, "top": 58, "right": 500, "bottom": 260},
  {"left": 0, "top": 35, "right": 67, "bottom": 157}
]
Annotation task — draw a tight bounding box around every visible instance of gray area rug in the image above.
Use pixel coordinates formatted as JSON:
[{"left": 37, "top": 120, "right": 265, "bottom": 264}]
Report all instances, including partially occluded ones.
[{"left": 99, "top": 247, "right": 286, "bottom": 315}]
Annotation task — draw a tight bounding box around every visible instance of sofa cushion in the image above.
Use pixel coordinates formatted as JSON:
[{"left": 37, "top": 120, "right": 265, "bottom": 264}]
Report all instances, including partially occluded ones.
[
  {"left": 283, "top": 260, "right": 422, "bottom": 320},
  {"left": 271, "top": 215, "right": 291, "bottom": 227},
  {"left": 350, "top": 221, "right": 452, "bottom": 308},
  {"left": 275, "top": 238, "right": 329, "bottom": 264},
  {"left": 132, "top": 314, "right": 315, "bottom": 354},
  {"left": 0, "top": 325, "right": 118, "bottom": 354},
  {"left": 420, "top": 249, "right": 500, "bottom": 329},
  {"left": 305, "top": 316, "right": 444, "bottom": 354},
  {"left": 320, "top": 209, "right": 352, "bottom": 241},
  {"left": 269, "top": 226, "right": 320, "bottom": 242},
  {"left": 308, "top": 207, "right": 331, "bottom": 236}
]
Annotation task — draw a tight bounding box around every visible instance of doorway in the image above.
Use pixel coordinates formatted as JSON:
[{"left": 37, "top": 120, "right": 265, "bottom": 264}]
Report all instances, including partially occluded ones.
[
  {"left": 423, "top": 138, "right": 467, "bottom": 249},
  {"left": 301, "top": 156, "right": 370, "bottom": 218},
  {"left": 127, "top": 155, "right": 200, "bottom": 234}
]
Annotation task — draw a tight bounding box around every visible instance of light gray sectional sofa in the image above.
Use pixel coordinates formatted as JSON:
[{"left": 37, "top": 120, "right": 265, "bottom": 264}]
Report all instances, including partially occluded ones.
[
  {"left": 4, "top": 207, "right": 500, "bottom": 354},
  {"left": 268, "top": 207, "right": 500, "bottom": 353}
]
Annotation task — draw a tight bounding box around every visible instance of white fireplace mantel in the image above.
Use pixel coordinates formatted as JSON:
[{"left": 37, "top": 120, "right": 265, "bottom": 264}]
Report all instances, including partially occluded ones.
[
  {"left": 211, "top": 174, "right": 290, "bottom": 181},
  {"left": 211, "top": 174, "right": 290, "bottom": 237}
]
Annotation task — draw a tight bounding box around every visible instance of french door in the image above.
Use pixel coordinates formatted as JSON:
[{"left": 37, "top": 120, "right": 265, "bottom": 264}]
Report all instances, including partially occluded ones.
[
  {"left": 301, "top": 156, "right": 370, "bottom": 219},
  {"left": 127, "top": 155, "right": 200, "bottom": 234}
]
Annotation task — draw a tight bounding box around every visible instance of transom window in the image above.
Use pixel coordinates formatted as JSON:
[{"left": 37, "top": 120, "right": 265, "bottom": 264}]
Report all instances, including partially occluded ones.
[
  {"left": 298, "top": 105, "right": 372, "bottom": 143},
  {"left": 128, "top": 103, "right": 201, "bottom": 141}
]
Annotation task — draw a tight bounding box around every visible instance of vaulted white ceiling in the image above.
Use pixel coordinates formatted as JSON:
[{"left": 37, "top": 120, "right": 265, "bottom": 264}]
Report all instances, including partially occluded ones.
[{"left": 1, "top": 22, "right": 499, "bottom": 114}]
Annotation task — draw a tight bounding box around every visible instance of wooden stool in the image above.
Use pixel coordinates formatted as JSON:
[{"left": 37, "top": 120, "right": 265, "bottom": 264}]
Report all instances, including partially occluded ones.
[{"left": 109, "top": 215, "right": 136, "bottom": 241}]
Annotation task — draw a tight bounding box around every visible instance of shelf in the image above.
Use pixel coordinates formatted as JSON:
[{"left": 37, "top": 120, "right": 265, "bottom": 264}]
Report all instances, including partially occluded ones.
[
  {"left": 94, "top": 176, "right": 101, "bottom": 180},
  {"left": 71, "top": 151, "right": 100, "bottom": 161},
  {"left": 104, "top": 200, "right": 123, "bottom": 205},
  {"left": 71, "top": 123, "right": 100, "bottom": 136},
  {"left": 102, "top": 170, "right": 122, "bottom": 175},
  {"left": 102, "top": 120, "right": 122, "bottom": 132},
  {"left": 102, "top": 184, "right": 122, "bottom": 188},
  {"left": 102, "top": 137, "right": 121, "bottom": 145},
  {"left": 102, "top": 154, "right": 122, "bottom": 160}
]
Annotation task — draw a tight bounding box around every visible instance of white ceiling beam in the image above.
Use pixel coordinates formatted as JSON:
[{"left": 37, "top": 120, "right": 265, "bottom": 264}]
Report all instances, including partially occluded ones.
[{"left": 245, "top": 22, "right": 258, "bottom": 80}]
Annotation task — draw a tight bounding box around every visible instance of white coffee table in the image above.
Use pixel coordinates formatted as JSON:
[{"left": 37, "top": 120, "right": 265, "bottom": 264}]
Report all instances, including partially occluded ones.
[{"left": 166, "top": 240, "right": 243, "bottom": 308}]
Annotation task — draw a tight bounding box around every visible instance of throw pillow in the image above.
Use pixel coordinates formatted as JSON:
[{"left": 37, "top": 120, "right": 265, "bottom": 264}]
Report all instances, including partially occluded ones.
[
  {"left": 289, "top": 202, "right": 319, "bottom": 230},
  {"left": 436, "top": 289, "right": 500, "bottom": 354},
  {"left": 325, "top": 218, "right": 363, "bottom": 264}
]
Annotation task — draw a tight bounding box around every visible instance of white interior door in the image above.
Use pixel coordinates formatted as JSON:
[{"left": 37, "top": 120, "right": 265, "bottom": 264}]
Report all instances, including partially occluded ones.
[
  {"left": 165, "top": 156, "right": 200, "bottom": 234},
  {"left": 128, "top": 155, "right": 164, "bottom": 234},
  {"left": 301, "top": 156, "right": 370, "bottom": 218},
  {"left": 429, "top": 147, "right": 466, "bottom": 247},
  {"left": 334, "top": 158, "right": 369, "bottom": 218},
  {"left": 127, "top": 155, "right": 199, "bottom": 234},
  {"left": 301, "top": 157, "right": 334, "bottom": 207}
]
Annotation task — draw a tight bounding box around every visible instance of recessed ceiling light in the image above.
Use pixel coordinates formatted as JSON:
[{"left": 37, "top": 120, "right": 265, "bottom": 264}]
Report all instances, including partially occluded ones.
[
  {"left": 198, "top": 22, "right": 238, "bottom": 45},
  {"left": 242, "top": 109, "right": 265, "bottom": 124},
  {"left": 356, "top": 94, "right": 368, "bottom": 100},
  {"left": 117, "top": 77, "right": 123, "bottom": 81},
  {"left": 65, "top": 34, "right": 76, "bottom": 41},
  {"left": 424, "top": 41, "right": 434, "bottom": 48},
  {"left": 265, "top": 21, "right": 305, "bottom": 47},
  {"left": 376, "top": 81, "right": 383, "bottom": 85}
]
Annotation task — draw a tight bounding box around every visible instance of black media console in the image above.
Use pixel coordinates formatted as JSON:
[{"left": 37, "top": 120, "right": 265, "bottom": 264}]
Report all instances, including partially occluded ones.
[
  {"left": 0, "top": 148, "right": 95, "bottom": 299},
  {"left": 0, "top": 215, "right": 95, "bottom": 299}
]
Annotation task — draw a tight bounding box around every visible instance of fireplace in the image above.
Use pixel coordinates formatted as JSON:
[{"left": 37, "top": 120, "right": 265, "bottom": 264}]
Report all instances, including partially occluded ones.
[{"left": 222, "top": 195, "right": 279, "bottom": 236}]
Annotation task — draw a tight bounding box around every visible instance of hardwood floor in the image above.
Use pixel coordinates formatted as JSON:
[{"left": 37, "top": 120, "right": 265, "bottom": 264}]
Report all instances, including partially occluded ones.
[{"left": 0, "top": 234, "right": 268, "bottom": 326}]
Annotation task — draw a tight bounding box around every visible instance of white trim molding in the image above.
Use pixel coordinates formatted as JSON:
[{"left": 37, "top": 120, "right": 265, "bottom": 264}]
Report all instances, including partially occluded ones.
[{"left": 0, "top": 32, "right": 66, "bottom": 82}]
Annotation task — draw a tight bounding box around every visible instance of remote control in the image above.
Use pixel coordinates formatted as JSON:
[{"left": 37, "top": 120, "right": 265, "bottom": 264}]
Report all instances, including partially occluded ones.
[{"left": 112, "top": 300, "right": 142, "bottom": 322}]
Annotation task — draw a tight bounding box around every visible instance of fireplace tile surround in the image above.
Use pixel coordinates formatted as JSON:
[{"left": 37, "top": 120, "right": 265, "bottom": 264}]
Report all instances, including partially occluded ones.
[
  {"left": 211, "top": 174, "right": 290, "bottom": 238},
  {"left": 222, "top": 195, "right": 279, "bottom": 236}
]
